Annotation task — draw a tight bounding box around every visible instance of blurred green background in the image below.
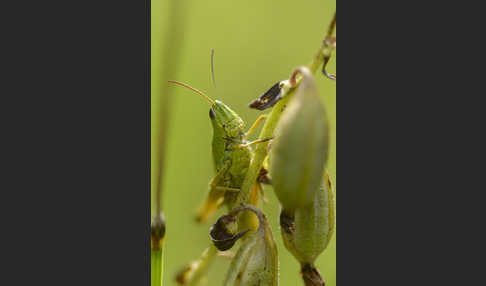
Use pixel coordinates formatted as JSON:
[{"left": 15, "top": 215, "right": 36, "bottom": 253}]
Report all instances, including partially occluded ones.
[{"left": 151, "top": 0, "right": 336, "bottom": 285}]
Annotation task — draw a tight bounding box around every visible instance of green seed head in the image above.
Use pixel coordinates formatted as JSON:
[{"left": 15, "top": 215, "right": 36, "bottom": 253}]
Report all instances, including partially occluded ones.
[
  {"left": 270, "top": 67, "right": 330, "bottom": 211},
  {"left": 281, "top": 172, "right": 335, "bottom": 265}
]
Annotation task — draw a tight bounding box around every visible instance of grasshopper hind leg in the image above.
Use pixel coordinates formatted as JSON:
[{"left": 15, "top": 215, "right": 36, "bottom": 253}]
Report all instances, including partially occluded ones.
[
  {"left": 196, "top": 185, "right": 243, "bottom": 223},
  {"left": 195, "top": 189, "right": 226, "bottom": 223},
  {"left": 195, "top": 162, "right": 235, "bottom": 223}
]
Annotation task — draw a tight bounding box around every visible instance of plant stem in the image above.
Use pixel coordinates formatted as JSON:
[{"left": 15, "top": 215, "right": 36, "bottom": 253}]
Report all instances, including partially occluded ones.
[
  {"left": 151, "top": 214, "right": 166, "bottom": 286},
  {"left": 151, "top": 0, "right": 187, "bottom": 285},
  {"left": 240, "top": 14, "right": 336, "bottom": 203},
  {"left": 229, "top": 204, "right": 268, "bottom": 231},
  {"left": 186, "top": 245, "right": 219, "bottom": 286},
  {"left": 151, "top": 248, "right": 164, "bottom": 286},
  {"left": 153, "top": 0, "right": 187, "bottom": 215}
]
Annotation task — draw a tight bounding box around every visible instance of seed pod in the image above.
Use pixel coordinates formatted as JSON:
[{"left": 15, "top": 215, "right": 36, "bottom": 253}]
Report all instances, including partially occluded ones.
[
  {"left": 210, "top": 214, "right": 249, "bottom": 251},
  {"left": 270, "top": 67, "right": 329, "bottom": 212},
  {"left": 223, "top": 205, "right": 278, "bottom": 286},
  {"left": 281, "top": 172, "right": 335, "bottom": 284}
]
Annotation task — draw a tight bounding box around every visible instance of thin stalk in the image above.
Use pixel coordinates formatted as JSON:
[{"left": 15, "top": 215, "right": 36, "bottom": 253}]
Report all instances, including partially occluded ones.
[
  {"left": 183, "top": 245, "right": 219, "bottom": 286},
  {"left": 239, "top": 13, "right": 336, "bottom": 203},
  {"left": 151, "top": 248, "right": 164, "bottom": 286},
  {"left": 153, "top": 0, "right": 187, "bottom": 216},
  {"left": 151, "top": 0, "right": 187, "bottom": 285},
  {"left": 151, "top": 214, "right": 166, "bottom": 286}
]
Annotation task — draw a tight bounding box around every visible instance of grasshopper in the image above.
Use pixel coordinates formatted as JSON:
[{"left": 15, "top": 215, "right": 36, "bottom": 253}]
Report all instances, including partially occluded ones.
[{"left": 168, "top": 51, "right": 269, "bottom": 223}]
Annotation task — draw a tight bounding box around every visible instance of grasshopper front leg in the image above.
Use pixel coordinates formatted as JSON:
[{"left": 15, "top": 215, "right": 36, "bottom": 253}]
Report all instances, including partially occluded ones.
[
  {"left": 244, "top": 114, "right": 267, "bottom": 138},
  {"left": 239, "top": 115, "right": 273, "bottom": 148},
  {"left": 196, "top": 160, "right": 238, "bottom": 223}
]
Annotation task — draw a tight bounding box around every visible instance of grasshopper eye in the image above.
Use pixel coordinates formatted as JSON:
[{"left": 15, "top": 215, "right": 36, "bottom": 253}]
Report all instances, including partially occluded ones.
[{"left": 209, "top": 108, "right": 216, "bottom": 119}]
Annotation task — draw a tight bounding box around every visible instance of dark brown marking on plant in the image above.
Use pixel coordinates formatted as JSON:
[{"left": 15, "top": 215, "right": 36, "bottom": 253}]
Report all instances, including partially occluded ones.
[
  {"left": 248, "top": 81, "right": 283, "bottom": 110},
  {"left": 195, "top": 214, "right": 203, "bottom": 223},
  {"left": 322, "top": 12, "right": 336, "bottom": 81},
  {"left": 322, "top": 38, "right": 336, "bottom": 81},
  {"left": 289, "top": 70, "right": 299, "bottom": 86},
  {"left": 175, "top": 265, "right": 191, "bottom": 284},
  {"left": 301, "top": 264, "right": 325, "bottom": 286},
  {"left": 257, "top": 167, "right": 272, "bottom": 185},
  {"left": 209, "top": 107, "right": 216, "bottom": 119},
  {"left": 327, "top": 13, "right": 336, "bottom": 39},
  {"left": 325, "top": 172, "right": 332, "bottom": 191},
  {"left": 322, "top": 60, "right": 336, "bottom": 80},
  {"left": 236, "top": 271, "right": 243, "bottom": 282},
  {"left": 151, "top": 215, "right": 166, "bottom": 251},
  {"left": 280, "top": 211, "right": 295, "bottom": 234},
  {"left": 210, "top": 214, "right": 249, "bottom": 251}
]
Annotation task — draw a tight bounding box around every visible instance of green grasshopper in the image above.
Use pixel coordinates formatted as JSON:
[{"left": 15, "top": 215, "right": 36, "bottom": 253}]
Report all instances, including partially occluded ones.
[{"left": 168, "top": 51, "right": 269, "bottom": 223}]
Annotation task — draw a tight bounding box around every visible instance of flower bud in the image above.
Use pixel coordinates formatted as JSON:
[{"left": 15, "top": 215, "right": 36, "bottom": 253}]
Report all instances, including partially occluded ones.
[
  {"left": 270, "top": 67, "right": 329, "bottom": 211},
  {"left": 280, "top": 172, "right": 335, "bottom": 284},
  {"left": 223, "top": 205, "right": 278, "bottom": 286}
]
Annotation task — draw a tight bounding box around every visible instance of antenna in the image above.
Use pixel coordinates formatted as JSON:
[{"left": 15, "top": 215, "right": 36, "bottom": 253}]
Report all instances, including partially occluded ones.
[
  {"left": 211, "top": 49, "right": 218, "bottom": 93},
  {"left": 168, "top": 80, "right": 215, "bottom": 105}
]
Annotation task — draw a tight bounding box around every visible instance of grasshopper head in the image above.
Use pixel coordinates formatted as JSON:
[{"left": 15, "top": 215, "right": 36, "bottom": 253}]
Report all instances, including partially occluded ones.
[
  {"left": 166, "top": 80, "right": 245, "bottom": 138},
  {"left": 210, "top": 100, "right": 245, "bottom": 138}
]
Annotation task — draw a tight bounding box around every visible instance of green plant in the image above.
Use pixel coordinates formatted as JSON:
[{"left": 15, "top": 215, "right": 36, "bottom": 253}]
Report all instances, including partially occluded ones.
[
  {"left": 161, "top": 13, "right": 336, "bottom": 286},
  {"left": 150, "top": 0, "right": 187, "bottom": 284},
  {"left": 152, "top": 1, "right": 335, "bottom": 285}
]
